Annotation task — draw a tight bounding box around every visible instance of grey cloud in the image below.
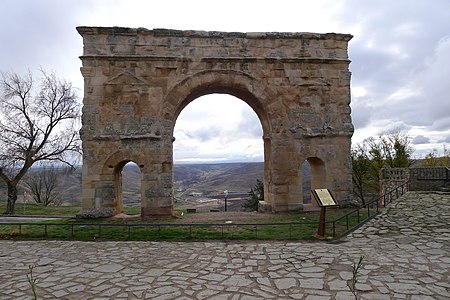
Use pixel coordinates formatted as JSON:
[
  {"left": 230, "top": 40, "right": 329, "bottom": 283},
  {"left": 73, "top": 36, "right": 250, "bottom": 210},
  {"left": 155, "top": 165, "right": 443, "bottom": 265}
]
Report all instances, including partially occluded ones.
[
  {"left": 0, "top": 0, "right": 95, "bottom": 88},
  {"left": 192, "top": 125, "right": 222, "bottom": 142},
  {"left": 412, "top": 135, "right": 430, "bottom": 145},
  {"left": 441, "top": 136, "right": 450, "bottom": 143},
  {"left": 335, "top": 0, "right": 450, "bottom": 146},
  {"left": 376, "top": 122, "right": 411, "bottom": 137},
  {"left": 350, "top": 98, "right": 373, "bottom": 129},
  {"left": 4, "top": 0, "right": 449, "bottom": 162},
  {"left": 235, "top": 109, "right": 263, "bottom": 139},
  {"left": 174, "top": 129, "right": 194, "bottom": 140},
  {"left": 430, "top": 117, "right": 450, "bottom": 132},
  {"left": 419, "top": 37, "right": 450, "bottom": 123}
]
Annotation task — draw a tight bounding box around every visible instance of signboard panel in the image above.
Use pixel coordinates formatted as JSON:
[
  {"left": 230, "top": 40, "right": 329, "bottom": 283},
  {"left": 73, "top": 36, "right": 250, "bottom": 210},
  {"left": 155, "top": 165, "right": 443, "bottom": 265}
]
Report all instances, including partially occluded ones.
[{"left": 312, "top": 189, "right": 337, "bottom": 207}]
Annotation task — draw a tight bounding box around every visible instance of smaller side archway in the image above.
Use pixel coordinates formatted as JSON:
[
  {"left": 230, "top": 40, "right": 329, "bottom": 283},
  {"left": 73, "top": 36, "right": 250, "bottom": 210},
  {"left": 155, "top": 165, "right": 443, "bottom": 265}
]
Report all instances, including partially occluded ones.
[
  {"left": 115, "top": 161, "right": 142, "bottom": 214},
  {"left": 94, "top": 151, "right": 146, "bottom": 215},
  {"left": 302, "top": 157, "right": 327, "bottom": 209}
]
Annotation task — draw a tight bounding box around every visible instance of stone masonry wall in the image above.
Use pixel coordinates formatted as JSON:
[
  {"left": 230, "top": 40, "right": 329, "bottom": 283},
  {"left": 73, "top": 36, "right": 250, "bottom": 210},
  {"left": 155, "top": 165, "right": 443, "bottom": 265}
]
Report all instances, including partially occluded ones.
[
  {"left": 77, "top": 27, "right": 354, "bottom": 216},
  {"left": 380, "top": 167, "right": 450, "bottom": 196}
]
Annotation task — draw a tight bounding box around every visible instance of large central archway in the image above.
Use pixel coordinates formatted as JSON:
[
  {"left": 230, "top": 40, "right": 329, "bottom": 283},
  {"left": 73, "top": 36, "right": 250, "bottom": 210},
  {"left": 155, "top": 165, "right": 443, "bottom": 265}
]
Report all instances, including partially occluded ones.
[
  {"left": 77, "top": 27, "right": 354, "bottom": 217},
  {"left": 173, "top": 94, "right": 263, "bottom": 164}
]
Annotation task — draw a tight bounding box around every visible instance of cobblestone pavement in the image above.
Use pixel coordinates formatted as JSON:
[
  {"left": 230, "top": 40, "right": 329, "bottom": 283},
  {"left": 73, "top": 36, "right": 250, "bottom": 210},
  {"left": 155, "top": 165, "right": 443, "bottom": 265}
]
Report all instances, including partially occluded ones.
[{"left": 0, "top": 192, "right": 448, "bottom": 299}]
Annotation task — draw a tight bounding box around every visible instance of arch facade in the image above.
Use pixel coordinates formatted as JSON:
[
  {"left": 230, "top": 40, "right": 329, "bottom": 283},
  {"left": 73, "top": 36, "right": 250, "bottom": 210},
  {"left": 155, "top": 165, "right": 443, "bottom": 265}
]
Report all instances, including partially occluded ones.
[{"left": 77, "top": 27, "right": 354, "bottom": 217}]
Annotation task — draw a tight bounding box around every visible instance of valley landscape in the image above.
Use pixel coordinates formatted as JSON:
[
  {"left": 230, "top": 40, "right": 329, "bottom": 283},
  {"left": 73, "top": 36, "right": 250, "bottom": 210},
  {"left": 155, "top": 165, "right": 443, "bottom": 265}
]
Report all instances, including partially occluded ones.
[{"left": 1, "top": 162, "right": 312, "bottom": 212}]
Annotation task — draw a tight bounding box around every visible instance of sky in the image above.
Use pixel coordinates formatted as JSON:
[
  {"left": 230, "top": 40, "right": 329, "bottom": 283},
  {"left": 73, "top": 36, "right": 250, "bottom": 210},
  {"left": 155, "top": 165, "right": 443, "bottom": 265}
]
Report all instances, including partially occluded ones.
[{"left": 1, "top": 0, "right": 449, "bottom": 163}]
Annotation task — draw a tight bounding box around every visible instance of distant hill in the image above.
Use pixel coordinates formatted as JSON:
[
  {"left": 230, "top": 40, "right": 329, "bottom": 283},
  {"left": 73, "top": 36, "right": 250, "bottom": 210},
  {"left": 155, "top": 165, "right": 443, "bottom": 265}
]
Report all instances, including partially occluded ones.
[
  {"left": 120, "top": 162, "right": 264, "bottom": 207},
  {"left": 1, "top": 162, "right": 311, "bottom": 207},
  {"left": 174, "top": 162, "right": 264, "bottom": 195},
  {"left": 0, "top": 167, "right": 83, "bottom": 206}
]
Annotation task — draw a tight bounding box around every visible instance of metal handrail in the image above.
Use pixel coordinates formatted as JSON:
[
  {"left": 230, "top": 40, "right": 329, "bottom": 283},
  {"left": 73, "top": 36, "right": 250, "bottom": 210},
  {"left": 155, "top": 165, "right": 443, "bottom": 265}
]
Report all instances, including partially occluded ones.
[
  {"left": 331, "top": 180, "right": 409, "bottom": 238},
  {"left": 1, "top": 220, "right": 328, "bottom": 240},
  {"left": 0, "top": 181, "right": 410, "bottom": 241}
]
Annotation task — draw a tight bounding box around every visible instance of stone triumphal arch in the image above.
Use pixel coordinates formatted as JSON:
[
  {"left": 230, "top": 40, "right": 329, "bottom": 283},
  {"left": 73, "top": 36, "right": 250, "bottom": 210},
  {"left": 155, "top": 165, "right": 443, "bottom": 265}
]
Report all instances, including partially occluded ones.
[{"left": 77, "top": 27, "right": 353, "bottom": 217}]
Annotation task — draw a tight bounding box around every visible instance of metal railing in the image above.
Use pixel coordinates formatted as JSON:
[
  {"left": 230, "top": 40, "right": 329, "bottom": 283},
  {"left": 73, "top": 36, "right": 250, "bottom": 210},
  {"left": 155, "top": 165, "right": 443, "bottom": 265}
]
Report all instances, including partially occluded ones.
[
  {"left": 415, "top": 167, "right": 449, "bottom": 180},
  {"left": 0, "top": 182, "right": 410, "bottom": 241},
  {"left": 330, "top": 181, "right": 409, "bottom": 238},
  {"left": 2, "top": 220, "right": 326, "bottom": 240}
]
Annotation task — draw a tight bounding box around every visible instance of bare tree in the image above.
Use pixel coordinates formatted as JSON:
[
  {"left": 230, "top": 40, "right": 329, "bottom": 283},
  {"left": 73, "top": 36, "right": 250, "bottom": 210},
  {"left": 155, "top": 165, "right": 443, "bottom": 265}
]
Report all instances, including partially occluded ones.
[
  {"left": 351, "top": 144, "right": 371, "bottom": 206},
  {"left": 351, "top": 130, "right": 414, "bottom": 204},
  {"left": 23, "top": 166, "right": 62, "bottom": 206},
  {"left": 420, "top": 145, "right": 450, "bottom": 167},
  {"left": 0, "top": 70, "right": 80, "bottom": 214}
]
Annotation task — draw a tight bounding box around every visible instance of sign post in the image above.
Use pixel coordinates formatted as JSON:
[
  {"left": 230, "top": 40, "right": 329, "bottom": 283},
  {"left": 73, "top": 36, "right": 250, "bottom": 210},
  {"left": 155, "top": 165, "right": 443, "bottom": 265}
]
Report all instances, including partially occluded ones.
[
  {"left": 312, "top": 189, "right": 338, "bottom": 237},
  {"left": 224, "top": 190, "right": 228, "bottom": 212}
]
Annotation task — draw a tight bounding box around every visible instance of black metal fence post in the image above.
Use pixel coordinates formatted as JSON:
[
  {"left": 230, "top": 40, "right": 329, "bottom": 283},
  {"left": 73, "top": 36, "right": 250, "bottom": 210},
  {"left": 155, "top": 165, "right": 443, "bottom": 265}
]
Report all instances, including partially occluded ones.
[
  {"left": 332, "top": 221, "right": 336, "bottom": 238},
  {"left": 346, "top": 214, "right": 349, "bottom": 230},
  {"left": 357, "top": 208, "right": 360, "bottom": 223},
  {"left": 3, "top": 180, "right": 415, "bottom": 242}
]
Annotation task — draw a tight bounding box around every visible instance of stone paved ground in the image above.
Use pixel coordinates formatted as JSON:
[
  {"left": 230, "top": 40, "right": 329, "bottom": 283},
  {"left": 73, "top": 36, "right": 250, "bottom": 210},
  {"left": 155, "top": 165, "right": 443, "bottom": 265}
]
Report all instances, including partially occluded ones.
[{"left": 0, "top": 191, "right": 448, "bottom": 299}]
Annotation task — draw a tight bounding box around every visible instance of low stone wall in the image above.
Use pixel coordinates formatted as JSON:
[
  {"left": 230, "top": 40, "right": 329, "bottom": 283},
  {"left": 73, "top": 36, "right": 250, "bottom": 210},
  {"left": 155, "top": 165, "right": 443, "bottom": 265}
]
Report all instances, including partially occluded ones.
[
  {"left": 381, "top": 167, "right": 450, "bottom": 195},
  {"left": 409, "top": 168, "right": 450, "bottom": 191},
  {"left": 380, "top": 168, "right": 410, "bottom": 195}
]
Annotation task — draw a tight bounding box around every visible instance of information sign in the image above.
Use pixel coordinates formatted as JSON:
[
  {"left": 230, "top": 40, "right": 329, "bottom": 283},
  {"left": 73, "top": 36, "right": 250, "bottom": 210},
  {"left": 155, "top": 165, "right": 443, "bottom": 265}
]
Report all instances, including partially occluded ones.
[{"left": 312, "top": 189, "right": 337, "bottom": 207}]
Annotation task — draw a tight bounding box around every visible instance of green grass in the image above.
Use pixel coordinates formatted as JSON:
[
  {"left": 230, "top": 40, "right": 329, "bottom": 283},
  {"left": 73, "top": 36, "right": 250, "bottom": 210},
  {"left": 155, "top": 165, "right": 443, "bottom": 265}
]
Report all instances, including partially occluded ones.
[
  {"left": 0, "top": 204, "right": 374, "bottom": 241},
  {"left": 0, "top": 203, "right": 81, "bottom": 216},
  {"left": 0, "top": 203, "right": 143, "bottom": 216},
  {"left": 123, "top": 207, "right": 141, "bottom": 215}
]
